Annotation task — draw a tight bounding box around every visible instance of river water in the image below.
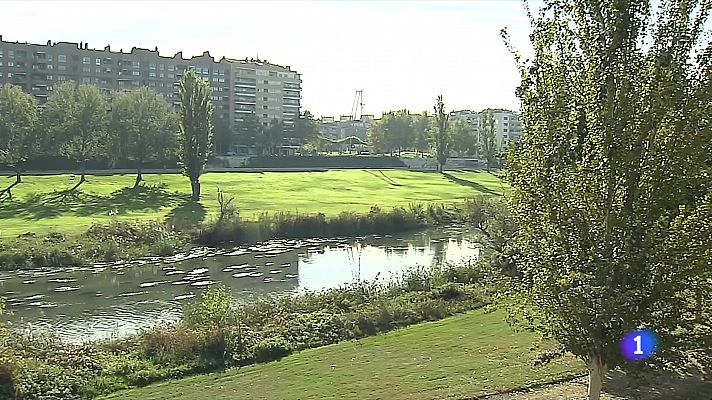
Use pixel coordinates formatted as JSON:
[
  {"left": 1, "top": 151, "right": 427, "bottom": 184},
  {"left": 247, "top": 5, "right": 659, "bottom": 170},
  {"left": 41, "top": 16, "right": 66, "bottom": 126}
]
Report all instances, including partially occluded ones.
[{"left": 0, "top": 226, "right": 481, "bottom": 343}]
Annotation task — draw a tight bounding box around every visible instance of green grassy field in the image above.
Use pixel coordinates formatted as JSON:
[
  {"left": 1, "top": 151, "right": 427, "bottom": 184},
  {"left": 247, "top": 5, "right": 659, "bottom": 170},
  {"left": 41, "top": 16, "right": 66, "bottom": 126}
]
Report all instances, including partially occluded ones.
[
  {"left": 0, "top": 170, "right": 505, "bottom": 238},
  {"left": 103, "top": 309, "right": 582, "bottom": 400}
]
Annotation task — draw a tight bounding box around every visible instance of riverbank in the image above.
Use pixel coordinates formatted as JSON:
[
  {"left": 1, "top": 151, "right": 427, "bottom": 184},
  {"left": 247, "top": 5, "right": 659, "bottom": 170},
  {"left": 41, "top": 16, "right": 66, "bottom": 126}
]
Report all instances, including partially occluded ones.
[
  {"left": 0, "top": 195, "right": 509, "bottom": 271},
  {"left": 0, "top": 262, "right": 497, "bottom": 399},
  {"left": 101, "top": 309, "right": 584, "bottom": 400},
  {"left": 0, "top": 170, "right": 505, "bottom": 237}
]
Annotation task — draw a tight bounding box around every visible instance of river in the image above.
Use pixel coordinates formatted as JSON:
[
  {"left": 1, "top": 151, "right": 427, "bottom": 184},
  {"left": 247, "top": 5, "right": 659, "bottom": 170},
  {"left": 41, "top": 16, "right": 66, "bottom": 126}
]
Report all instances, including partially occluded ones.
[{"left": 0, "top": 226, "right": 481, "bottom": 343}]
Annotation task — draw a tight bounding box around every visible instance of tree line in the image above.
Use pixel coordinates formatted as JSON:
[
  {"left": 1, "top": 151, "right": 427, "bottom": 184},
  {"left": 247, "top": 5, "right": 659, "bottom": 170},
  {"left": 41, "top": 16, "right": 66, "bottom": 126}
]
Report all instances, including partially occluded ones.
[
  {"left": 366, "top": 107, "right": 499, "bottom": 169},
  {"left": 0, "top": 73, "right": 319, "bottom": 199}
]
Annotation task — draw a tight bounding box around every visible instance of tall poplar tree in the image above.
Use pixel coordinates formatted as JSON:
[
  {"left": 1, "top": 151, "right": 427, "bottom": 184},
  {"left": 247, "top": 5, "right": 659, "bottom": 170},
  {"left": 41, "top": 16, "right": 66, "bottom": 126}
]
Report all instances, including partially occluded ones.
[{"left": 177, "top": 69, "right": 213, "bottom": 200}]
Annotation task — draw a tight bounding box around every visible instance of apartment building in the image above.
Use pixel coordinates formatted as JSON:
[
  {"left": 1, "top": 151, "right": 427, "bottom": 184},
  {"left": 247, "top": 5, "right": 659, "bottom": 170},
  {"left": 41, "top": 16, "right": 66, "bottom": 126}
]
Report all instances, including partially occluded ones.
[
  {"left": 450, "top": 108, "right": 522, "bottom": 151},
  {"left": 318, "top": 114, "right": 375, "bottom": 141},
  {"left": 0, "top": 35, "right": 301, "bottom": 142}
]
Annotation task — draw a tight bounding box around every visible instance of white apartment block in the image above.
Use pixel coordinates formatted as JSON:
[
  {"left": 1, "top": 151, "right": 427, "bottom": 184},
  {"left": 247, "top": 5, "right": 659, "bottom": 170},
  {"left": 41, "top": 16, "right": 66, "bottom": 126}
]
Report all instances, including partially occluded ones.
[{"left": 450, "top": 109, "right": 522, "bottom": 151}]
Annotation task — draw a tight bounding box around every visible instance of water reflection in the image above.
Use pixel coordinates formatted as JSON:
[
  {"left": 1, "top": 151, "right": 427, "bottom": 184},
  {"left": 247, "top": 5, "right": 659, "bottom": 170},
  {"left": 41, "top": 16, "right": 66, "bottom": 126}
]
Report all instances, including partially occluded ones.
[{"left": 0, "top": 226, "right": 481, "bottom": 343}]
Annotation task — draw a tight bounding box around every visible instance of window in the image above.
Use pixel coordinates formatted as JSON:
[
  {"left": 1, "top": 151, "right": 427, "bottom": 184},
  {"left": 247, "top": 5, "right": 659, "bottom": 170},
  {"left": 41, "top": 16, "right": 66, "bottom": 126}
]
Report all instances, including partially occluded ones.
[
  {"left": 82, "top": 77, "right": 91, "bottom": 84},
  {"left": 219, "top": 69, "right": 225, "bottom": 76},
  {"left": 218, "top": 78, "right": 225, "bottom": 83},
  {"left": 256, "top": 69, "right": 268, "bottom": 76},
  {"left": 149, "top": 72, "right": 156, "bottom": 77},
  {"left": 168, "top": 73, "right": 174, "bottom": 78},
  {"left": 104, "top": 67, "right": 112, "bottom": 73},
  {"left": 83, "top": 67, "right": 91, "bottom": 73},
  {"left": 0, "top": 50, "right": 3, "bottom": 57},
  {"left": 0, "top": 73, "right": 2, "bottom": 78},
  {"left": 263, "top": 97, "right": 268, "bottom": 101},
  {"left": 47, "top": 75, "right": 53, "bottom": 80},
  {"left": 213, "top": 69, "right": 219, "bottom": 75},
  {"left": 132, "top": 61, "right": 140, "bottom": 68},
  {"left": 263, "top": 114, "right": 268, "bottom": 118},
  {"left": 82, "top": 57, "right": 90, "bottom": 64},
  {"left": 168, "top": 65, "right": 175, "bottom": 72},
  {"left": 132, "top": 80, "right": 139, "bottom": 86},
  {"left": 212, "top": 77, "right": 218, "bottom": 82},
  {"left": 269, "top": 71, "right": 277, "bottom": 77},
  {"left": 149, "top": 82, "right": 156, "bottom": 87},
  {"left": 95, "top": 68, "right": 101, "bottom": 74},
  {"left": 263, "top": 80, "right": 268, "bottom": 84},
  {"left": 159, "top": 64, "right": 165, "bottom": 70},
  {"left": 149, "top": 62, "right": 156, "bottom": 70},
  {"left": 132, "top": 71, "right": 140, "bottom": 76},
  {"left": 58, "top": 75, "right": 66, "bottom": 81},
  {"left": 95, "top": 58, "right": 101, "bottom": 66},
  {"left": 8, "top": 50, "right": 14, "bottom": 58},
  {"left": 58, "top": 65, "right": 66, "bottom": 71},
  {"left": 46, "top": 64, "right": 53, "bottom": 70},
  {"left": 159, "top": 73, "right": 164, "bottom": 78},
  {"left": 263, "top": 105, "right": 268, "bottom": 109},
  {"left": 7, "top": 61, "right": 14, "bottom": 67},
  {"left": 58, "top": 54, "right": 66, "bottom": 63},
  {"left": 263, "top": 88, "right": 268, "bottom": 92}
]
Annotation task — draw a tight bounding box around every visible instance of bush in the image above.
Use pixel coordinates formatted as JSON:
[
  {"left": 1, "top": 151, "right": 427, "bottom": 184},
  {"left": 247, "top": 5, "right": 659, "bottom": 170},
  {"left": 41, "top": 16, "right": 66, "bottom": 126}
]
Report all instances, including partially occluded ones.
[
  {"left": 252, "top": 336, "right": 291, "bottom": 363},
  {"left": 184, "top": 286, "right": 235, "bottom": 328}
]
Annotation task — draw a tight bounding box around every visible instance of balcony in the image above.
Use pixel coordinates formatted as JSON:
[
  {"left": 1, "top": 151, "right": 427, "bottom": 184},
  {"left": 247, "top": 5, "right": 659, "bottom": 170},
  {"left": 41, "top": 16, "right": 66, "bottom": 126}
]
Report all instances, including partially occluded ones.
[{"left": 283, "top": 92, "right": 300, "bottom": 99}]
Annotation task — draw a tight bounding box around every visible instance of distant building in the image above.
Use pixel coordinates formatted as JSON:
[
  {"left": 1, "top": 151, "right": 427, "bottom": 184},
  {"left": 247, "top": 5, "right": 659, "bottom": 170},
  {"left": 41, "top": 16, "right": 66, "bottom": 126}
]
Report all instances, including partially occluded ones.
[
  {"left": 318, "top": 114, "right": 375, "bottom": 141},
  {"left": 450, "top": 108, "right": 522, "bottom": 151},
  {"left": 0, "top": 35, "right": 301, "bottom": 146}
]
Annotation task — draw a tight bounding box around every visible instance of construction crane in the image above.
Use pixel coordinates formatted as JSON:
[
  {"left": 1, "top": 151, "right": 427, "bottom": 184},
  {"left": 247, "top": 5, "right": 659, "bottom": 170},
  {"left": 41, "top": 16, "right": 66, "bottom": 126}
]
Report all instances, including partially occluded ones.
[{"left": 350, "top": 90, "right": 364, "bottom": 121}]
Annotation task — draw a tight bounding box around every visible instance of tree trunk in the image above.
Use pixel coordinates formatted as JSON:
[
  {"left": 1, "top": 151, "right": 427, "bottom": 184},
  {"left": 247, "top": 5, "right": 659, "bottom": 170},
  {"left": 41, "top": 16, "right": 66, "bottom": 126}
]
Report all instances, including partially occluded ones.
[
  {"left": 190, "top": 178, "right": 201, "bottom": 201},
  {"left": 133, "top": 167, "right": 143, "bottom": 189},
  {"left": 15, "top": 166, "right": 22, "bottom": 184},
  {"left": 587, "top": 356, "right": 607, "bottom": 400},
  {"left": 69, "top": 160, "right": 87, "bottom": 191}
]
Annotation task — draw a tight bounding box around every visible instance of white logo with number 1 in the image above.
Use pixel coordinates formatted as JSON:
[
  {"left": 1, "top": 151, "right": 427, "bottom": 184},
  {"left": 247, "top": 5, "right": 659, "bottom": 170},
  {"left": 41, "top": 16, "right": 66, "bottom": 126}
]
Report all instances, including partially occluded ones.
[{"left": 634, "top": 335, "right": 644, "bottom": 355}]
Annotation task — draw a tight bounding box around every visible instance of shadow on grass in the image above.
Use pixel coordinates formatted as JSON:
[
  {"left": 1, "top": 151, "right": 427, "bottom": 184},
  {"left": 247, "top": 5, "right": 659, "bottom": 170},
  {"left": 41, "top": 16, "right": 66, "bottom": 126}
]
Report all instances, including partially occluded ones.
[
  {"left": 364, "top": 170, "right": 402, "bottom": 187},
  {"left": 165, "top": 200, "right": 207, "bottom": 229},
  {"left": 0, "top": 184, "right": 191, "bottom": 221},
  {"left": 441, "top": 172, "right": 500, "bottom": 196}
]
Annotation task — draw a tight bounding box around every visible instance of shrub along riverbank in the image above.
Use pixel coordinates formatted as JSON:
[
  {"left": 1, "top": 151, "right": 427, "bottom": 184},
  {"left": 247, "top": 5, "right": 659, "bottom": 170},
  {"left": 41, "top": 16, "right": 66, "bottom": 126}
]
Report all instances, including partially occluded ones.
[
  {"left": 0, "top": 196, "right": 510, "bottom": 271},
  {"left": 0, "top": 262, "right": 496, "bottom": 399}
]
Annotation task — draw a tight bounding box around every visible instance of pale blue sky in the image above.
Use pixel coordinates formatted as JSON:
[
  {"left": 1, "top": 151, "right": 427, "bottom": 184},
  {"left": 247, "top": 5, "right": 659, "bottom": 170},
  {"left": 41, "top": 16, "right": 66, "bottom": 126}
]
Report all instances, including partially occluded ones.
[{"left": 0, "top": 1, "right": 537, "bottom": 118}]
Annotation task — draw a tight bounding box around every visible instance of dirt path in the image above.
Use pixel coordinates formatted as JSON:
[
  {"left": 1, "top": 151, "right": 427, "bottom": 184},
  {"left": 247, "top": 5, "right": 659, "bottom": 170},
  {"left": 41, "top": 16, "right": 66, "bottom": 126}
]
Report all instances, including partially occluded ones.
[{"left": 484, "top": 371, "right": 712, "bottom": 400}]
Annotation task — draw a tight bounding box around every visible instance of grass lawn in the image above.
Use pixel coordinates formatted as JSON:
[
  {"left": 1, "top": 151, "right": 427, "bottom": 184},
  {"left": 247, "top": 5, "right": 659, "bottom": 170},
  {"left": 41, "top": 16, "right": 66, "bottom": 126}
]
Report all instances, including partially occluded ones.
[
  {"left": 0, "top": 169, "right": 506, "bottom": 238},
  {"left": 103, "top": 309, "right": 583, "bottom": 400}
]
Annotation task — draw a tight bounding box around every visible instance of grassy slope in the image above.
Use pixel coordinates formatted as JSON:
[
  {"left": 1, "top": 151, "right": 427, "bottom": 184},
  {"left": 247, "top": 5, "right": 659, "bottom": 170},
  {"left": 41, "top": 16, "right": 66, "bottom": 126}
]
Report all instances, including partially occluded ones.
[
  {"left": 104, "top": 310, "right": 582, "bottom": 400},
  {"left": 0, "top": 170, "right": 505, "bottom": 237}
]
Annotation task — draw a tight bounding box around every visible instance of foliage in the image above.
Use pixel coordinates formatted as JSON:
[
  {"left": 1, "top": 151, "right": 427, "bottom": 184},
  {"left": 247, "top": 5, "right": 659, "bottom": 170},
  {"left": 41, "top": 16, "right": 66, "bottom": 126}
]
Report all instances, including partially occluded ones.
[
  {"left": 367, "top": 110, "right": 414, "bottom": 154},
  {"left": 41, "top": 82, "right": 109, "bottom": 185},
  {"left": 177, "top": 69, "right": 214, "bottom": 200},
  {"left": 184, "top": 286, "right": 236, "bottom": 328},
  {"left": 110, "top": 88, "right": 178, "bottom": 187},
  {"left": 211, "top": 115, "right": 232, "bottom": 155},
  {"left": 478, "top": 109, "right": 497, "bottom": 170},
  {"left": 502, "top": 0, "right": 712, "bottom": 397},
  {"left": 412, "top": 111, "right": 431, "bottom": 155},
  {"left": 449, "top": 116, "right": 477, "bottom": 157},
  {"left": 431, "top": 95, "right": 450, "bottom": 171},
  {"left": 233, "top": 113, "right": 261, "bottom": 149},
  {"left": 293, "top": 110, "right": 319, "bottom": 144},
  {"left": 0, "top": 83, "right": 38, "bottom": 191}
]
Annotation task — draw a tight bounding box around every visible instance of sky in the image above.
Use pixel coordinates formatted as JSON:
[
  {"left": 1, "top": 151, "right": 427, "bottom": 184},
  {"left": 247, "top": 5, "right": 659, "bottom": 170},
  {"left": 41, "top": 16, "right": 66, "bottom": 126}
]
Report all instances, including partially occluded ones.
[{"left": 0, "top": 1, "right": 536, "bottom": 118}]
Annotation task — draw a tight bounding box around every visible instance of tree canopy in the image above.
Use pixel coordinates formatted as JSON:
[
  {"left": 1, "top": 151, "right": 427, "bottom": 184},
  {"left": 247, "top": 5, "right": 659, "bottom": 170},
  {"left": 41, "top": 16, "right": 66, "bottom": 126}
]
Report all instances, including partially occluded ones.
[
  {"left": 0, "top": 83, "right": 38, "bottom": 198},
  {"left": 111, "top": 87, "right": 178, "bottom": 187},
  {"left": 503, "top": 0, "right": 712, "bottom": 398},
  {"left": 177, "top": 69, "right": 213, "bottom": 201}
]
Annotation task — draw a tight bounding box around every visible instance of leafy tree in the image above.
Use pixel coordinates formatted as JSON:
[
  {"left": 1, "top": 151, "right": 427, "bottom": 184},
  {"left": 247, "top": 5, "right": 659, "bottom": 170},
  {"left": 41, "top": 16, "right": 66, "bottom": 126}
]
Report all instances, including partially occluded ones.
[
  {"left": 479, "top": 109, "right": 497, "bottom": 170},
  {"left": 111, "top": 88, "right": 178, "bottom": 188},
  {"left": 449, "top": 116, "right": 477, "bottom": 157},
  {"left": 431, "top": 95, "right": 450, "bottom": 171},
  {"left": 212, "top": 115, "right": 232, "bottom": 156},
  {"left": 412, "top": 111, "right": 431, "bottom": 156},
  {"left": 367, "top": 113, "right": 392, "bottom": 154},
  {"left": 392, "top": 109, "right": 414, "bottom": 154},
  {"left": 262, "top": 118, "right": 284, "bottom": 155},
  {"left": 234, "top": 113, "right": 261, "bottom": 153},
  {"left": 294, "top": 110, "right": 319, "bottom": 145},
  {"left": 42, "top": 81, "right": 109, "bottom": 190},
  {"left": 177, "top": 69, "right": 213, "bottom": 201},
  {"left": 0, "top": 83, "right": 38, "bottom": 199},
  {"left": 502, "top": 0, "right": 712, "bottom": 398}
]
